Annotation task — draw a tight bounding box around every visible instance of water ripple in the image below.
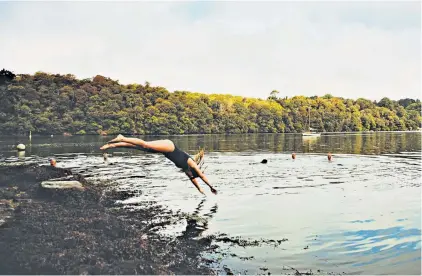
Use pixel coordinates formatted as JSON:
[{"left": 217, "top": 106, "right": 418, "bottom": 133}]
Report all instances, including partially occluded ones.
[{"left": 2, "top": 148, "right": 420, "bottom": 275}]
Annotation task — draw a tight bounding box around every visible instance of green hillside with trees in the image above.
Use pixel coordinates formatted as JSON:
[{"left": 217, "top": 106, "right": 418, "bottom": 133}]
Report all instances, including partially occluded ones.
[{"left": 0, "top": 70, "right": 420, "bottom": 135}]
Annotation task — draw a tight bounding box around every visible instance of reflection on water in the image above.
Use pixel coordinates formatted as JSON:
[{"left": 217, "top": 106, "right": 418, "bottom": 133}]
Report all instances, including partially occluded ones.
[
  {"left": 306, "top": 225, "right": 421, "bottom": 274},
  {"left": 179, "top": 199, "right": 218, "bottom": 240},
  {"left": 0, "top": 132, "right": 421, "bottom": 158},
  {"left": 0, "top": 132, "right": 420, "bottom": 275}
]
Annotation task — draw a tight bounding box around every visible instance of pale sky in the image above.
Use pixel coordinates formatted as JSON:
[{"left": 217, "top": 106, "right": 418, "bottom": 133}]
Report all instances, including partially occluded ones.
[{"left": 1, "top": 1, "right": 421, "bottom": 101}]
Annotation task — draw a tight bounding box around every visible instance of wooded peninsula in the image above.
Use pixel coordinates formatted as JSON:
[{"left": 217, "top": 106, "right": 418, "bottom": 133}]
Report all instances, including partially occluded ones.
[{"left": 0, "top": 70, "right": 420, "bottom": 135}]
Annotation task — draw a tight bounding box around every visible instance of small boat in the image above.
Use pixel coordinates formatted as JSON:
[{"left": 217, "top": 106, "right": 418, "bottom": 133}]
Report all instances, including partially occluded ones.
[
  {"left": 302, "top": 107, "right": 321, "bottom": 137},
  {"left": 302, "top": 128, "right": 321, "bottom": 137}
]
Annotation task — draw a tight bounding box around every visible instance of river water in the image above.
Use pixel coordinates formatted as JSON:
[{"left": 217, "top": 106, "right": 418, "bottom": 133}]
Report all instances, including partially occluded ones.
[{"left": 0, "top": 132, "right": 421, "bottom": 275}]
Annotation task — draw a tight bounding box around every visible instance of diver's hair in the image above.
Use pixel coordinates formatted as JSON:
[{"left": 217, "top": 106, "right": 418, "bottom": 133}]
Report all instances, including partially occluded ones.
[
  {"left": 182, "top": 147, "right": 207, "bottom": 178},
  {"left": 193, "top": 147, "right": 207, "bottom": 173}
]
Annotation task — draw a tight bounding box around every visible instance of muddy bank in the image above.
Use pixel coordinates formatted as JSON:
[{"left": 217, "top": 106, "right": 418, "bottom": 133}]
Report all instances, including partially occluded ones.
[{"left": 0, "top": 164, "right": 217, "bottom": 275}]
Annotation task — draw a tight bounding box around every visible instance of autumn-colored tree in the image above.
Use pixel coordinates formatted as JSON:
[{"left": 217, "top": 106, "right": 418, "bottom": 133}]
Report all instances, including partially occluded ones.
[{"left": 0, "top": 71, "right": 420, "bottom": 135}]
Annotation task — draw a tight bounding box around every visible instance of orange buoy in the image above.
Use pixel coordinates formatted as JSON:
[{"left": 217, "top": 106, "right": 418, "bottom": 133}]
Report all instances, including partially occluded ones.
[
  {"left": 292, "top": 153, "right": 296, "bottom": 160},
  {"left": 328, "top": 152, "right": 332, "bottom": 162}
]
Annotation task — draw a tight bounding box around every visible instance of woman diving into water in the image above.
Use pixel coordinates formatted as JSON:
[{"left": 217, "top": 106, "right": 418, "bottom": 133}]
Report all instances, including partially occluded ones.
[{"left": 100, "top": 135, "right": 217, "bottom": 195}]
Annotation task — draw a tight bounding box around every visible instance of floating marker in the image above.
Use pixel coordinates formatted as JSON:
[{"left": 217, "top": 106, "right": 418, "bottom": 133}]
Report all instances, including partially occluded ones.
[
  {"left": 16, "top": 144, "right": 25, "bottom": 151},
  {"left": 17, "top": 151, "right": 25, "bottom": 159}
]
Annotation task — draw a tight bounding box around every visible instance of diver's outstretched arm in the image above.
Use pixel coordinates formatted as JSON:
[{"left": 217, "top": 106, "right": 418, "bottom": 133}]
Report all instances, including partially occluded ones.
[
  {"left": 187, "top": 159, "right": 217, "bottom": 195},
  {"left": 188, "top": 176, "right": 205, "bottom": 195}
]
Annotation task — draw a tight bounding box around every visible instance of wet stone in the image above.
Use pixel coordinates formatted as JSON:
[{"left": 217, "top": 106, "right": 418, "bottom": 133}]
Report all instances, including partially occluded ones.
[{"left": 41, "top": 180, "right": 84, "bottom": 191}]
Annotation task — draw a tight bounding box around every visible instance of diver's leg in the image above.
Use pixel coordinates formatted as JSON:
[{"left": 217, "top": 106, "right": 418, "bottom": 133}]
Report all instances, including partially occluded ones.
[
  {"left": 109, "top": 135, "right": 175, "bottom": 153},
  {"left": 100, "top": 142, "right": 136, "bottom": 150},
  {"left": 143, "top": 140, "right": 175, "bottom": 153}
]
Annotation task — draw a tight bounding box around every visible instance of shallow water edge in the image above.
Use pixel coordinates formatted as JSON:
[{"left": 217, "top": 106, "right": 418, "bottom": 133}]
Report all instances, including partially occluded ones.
[{"left": 0, "top": 163, "right": 330, "bottom": 275}]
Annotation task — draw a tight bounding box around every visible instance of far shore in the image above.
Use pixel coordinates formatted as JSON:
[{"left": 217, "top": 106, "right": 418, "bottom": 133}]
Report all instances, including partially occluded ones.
[{"left": 1, "top": 129, "right": 421, "bottom": 138}]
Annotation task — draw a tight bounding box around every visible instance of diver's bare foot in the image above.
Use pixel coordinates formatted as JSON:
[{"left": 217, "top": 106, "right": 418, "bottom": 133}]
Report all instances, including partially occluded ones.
[
  {"left": 211, "top": 188, "right": 217, "bottom": 195},
  {"left": 108, "top": 134, "right": 125, "bottom": 143},
  {"left": 100, "top": 144, "right": 113, "bottom": 150}
]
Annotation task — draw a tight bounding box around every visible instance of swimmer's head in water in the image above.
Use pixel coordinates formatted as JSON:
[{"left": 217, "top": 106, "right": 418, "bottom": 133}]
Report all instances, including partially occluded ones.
[{"left": 49, "top": 158, "right": 57, "bottom": 167}]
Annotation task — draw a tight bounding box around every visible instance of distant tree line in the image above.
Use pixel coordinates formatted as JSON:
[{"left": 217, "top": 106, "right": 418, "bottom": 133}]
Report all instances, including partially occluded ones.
[
  {"left": 0, "top": 69, "right": 16, "bottom": 85},
  {"left": 0, "top": 70, "right": 420, "bottom": 135}
]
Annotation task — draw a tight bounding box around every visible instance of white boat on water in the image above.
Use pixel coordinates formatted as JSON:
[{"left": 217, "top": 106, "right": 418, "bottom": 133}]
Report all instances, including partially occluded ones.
[
  {"left": 302, "top": 128, "right": 321, "bottom": 137},
  {"left": 302, "top": 107, "right": 321, "bottom": 137}
]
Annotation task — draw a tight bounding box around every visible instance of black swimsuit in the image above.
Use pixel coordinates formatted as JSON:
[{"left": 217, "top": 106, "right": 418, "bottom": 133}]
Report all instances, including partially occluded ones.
[
  {"left": 163, "top": 146, "right": 192, "bottom": 171},
  {"left": 134, "top": 144, "right": 199, "bottom": 178}
]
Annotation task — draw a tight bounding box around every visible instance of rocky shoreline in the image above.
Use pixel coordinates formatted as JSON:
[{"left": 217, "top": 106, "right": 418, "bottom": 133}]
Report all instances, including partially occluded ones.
[
  {"left": 0, "top": 164, "right": 219, "bottom": 274},
  {"left": 0, "top": 163, "right": 323, "bottom": 275}
]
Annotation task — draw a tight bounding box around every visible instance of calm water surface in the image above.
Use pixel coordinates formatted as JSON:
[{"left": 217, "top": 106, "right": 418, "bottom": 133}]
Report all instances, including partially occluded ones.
[{"left": 0, "top": 132, "right": 421, "bottom": 275}]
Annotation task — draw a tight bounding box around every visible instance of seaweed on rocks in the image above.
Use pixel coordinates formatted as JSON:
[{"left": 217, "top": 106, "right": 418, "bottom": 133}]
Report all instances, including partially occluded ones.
[
  {"left": 0, "top": 164, "right": 216, "bottom": 275},
  {"left": 213, "top": 233, "right": 289, "bottom": 248}
]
